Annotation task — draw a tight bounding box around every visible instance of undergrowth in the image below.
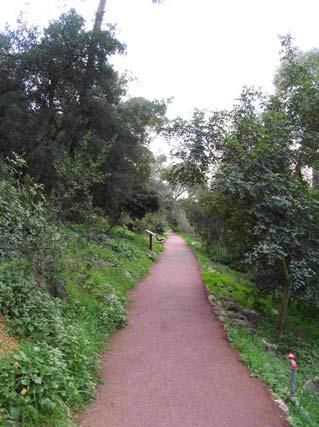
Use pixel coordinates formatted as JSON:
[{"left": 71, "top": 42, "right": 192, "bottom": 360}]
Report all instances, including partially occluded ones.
[
  {"left": 181, "top": 232, "right": 319, "bottom": 427},
  {"left": 0, "top": 225, "right": 162, "bottom": 426}
]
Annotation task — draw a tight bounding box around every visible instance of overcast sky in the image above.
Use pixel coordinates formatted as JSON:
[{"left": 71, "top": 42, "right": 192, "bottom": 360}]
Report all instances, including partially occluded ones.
[{"left": 1, "top": 0, "right": 319, "bottom": 152}]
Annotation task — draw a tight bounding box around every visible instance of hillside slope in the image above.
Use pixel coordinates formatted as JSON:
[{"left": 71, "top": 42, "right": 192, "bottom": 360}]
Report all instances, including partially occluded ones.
[{"left": 0, "top": 225, "right": 162, "bottom": 426}]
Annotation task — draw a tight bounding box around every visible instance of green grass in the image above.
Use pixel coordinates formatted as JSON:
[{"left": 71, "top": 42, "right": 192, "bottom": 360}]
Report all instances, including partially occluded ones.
[
  {"left": 180, "top": 232, "right": 319, "bottom": 427},
  {"left": 64, "top": 226, "right": 157, "bottom": 295},
  {"left": 0, "top": 226, "right": 163, "bottom": 426}
]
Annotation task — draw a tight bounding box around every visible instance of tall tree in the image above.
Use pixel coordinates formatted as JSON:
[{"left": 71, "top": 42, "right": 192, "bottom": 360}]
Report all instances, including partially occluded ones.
[
  {"left": 0, "top": 10, "right": 166, "bottom": 223},
  {"left": 168, "top": 87, "right": 319, "bottom": 333}
]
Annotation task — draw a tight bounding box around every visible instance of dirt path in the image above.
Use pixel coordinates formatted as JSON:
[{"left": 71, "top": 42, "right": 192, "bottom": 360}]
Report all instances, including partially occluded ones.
[{"left": 79, "top": 233, "right": 287, "bottom": 427}]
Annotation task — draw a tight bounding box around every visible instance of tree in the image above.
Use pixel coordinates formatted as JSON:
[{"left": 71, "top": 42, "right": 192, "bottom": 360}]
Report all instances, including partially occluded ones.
[
  {"left": 92, "top": 96, "right": 166, "bottom": 223},
  {"left": 0, "top": 10, "right": 125, "bottom": 182},
  {"left": 0, "top": 10, "right": 167, "bottom": 224},
  {"left": 166, "top": 110, "right": 226, "bottom": 186},
  {"left": 161, "top": 165, "right": 189, "bottom": 201},
  {"left": 212, "top": 90, "right": 319, "bottom": 333},
  {"left": 168, "top": 86, "right": 319, "bottom": 333}
]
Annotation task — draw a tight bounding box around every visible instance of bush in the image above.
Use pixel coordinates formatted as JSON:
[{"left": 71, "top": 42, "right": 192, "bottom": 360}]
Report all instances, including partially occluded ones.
[
  {"left": 0, "top": 256, "right": 128, "bottom": 425},
  {"left": 0, "top": 263, "right": 65, "bottom": 341},
  {"left": 0, "top": 343, "right": 74, "bottom": 425},
  {"left": 0, "top": 155, "right": 64, "bottom": 297},
  {"left": 100, "top": 290, "right": 128, "bottom": 332}
]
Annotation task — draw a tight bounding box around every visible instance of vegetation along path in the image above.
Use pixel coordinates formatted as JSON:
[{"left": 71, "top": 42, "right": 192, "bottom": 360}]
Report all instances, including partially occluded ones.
[{"left": 79, "top": 233, "right": 287, "bottom": 427}]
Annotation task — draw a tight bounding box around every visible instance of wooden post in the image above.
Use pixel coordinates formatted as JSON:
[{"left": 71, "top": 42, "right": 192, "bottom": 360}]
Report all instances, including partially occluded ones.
[{"left": 146, "top": 230, "right": 156, "bottom": 251}]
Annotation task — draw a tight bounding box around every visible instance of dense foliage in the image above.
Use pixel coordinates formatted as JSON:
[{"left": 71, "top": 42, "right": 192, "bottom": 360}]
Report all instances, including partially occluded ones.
[
  {"left": 0, "top": 9, "right": 167, "bottom": 224},
  {"left": 168, "top": 37, "right": 319, "bottom": 332},
  {"left": 0, "top": 154, "right": 66, "bottom": 298}
]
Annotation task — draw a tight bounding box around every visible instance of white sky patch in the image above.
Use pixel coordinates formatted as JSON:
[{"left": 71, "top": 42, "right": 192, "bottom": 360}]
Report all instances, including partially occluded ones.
[{"left": 1, "top": 0, "right": 319, "bottom": 154}]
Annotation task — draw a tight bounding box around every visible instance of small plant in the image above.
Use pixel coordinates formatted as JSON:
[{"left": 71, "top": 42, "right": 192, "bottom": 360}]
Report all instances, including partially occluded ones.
[
  {"left": 0, "top": 342, "right": 78, "bottom": 426},
  {"left": 100, "top": 289, "right": 128, "bottom": 332}
]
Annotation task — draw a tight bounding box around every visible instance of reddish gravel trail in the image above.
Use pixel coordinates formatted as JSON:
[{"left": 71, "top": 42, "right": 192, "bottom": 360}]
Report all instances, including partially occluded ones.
[{"left": 79, "top": 233, "right": 287, "bottom": 427}]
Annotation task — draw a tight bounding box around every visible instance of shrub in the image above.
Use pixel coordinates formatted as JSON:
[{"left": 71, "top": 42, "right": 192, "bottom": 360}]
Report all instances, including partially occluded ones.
[
  {"left": 0, "top": 256, "right": 128, "bottom": 425},
  {"left": 0, "top": 155, "right": 65, "bottom": 297},
  {"left": 100, "top": 290, "right": 128, "bottom": 332},
  {"left": 0, "top": 343, "right": 74, "bottom": 425},
  {"left": 0, "top": 263, "right": 65, "bottom": 342}
]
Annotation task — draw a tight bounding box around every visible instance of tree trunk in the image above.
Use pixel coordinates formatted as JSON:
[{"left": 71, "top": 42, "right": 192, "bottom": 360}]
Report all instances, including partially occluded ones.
[
  {"left": 312, "top": 167, "right": 319, "bottom": 190},
  {"left": 293, "top": 162, "right": 302, "bottom": 181},
  {"left": 48, "top": 280, "right": 68, "bottom": 299},
  {"left": 93, "top": 0, "right": 107, "bottom": 31},
  {"left": 87, "top": 0, "right": 107, "bottom": 72},
  {"left": 79, "top": 0, "right": 107, "bottom": 111},
  {"left": 47, "top": 79, "right": 57, "bottom": 140},
  {"left": 275, "top": 257, "right": 292, "bottom": 335}
]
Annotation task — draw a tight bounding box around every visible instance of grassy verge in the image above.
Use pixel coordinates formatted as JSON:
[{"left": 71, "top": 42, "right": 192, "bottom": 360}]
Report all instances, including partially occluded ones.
[
  {"left": 180, "top": 232, "right": 319, "bottom": 427},
  {"left": 0, "top": 226, "right": 163, "bottom": 426}
]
